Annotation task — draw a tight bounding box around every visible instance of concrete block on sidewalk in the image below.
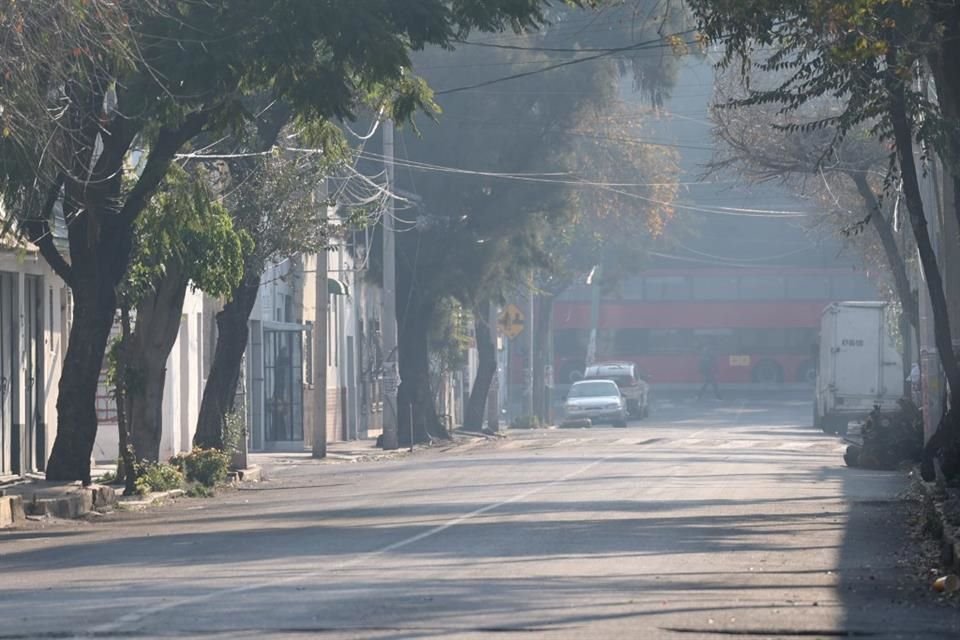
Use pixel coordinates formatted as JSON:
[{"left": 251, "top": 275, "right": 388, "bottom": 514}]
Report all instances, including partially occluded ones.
[{"left": 0, "top": 495, "right": 25, "bottom": 528}]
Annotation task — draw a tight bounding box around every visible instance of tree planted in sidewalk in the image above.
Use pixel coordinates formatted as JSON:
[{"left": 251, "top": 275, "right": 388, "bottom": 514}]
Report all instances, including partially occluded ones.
[{"left": 118, "top": 167, "right": 249, "bottom": 464}]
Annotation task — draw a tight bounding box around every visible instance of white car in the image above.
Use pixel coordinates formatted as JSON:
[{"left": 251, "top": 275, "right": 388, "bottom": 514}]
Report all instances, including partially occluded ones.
[{"left": 563, "top": 379, "right": 628, "bottom": 428}]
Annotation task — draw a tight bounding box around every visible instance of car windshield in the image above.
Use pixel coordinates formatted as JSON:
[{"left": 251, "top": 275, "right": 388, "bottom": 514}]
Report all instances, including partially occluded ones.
[{"left": 568, "top": 381, "right": 619, "bottom": 398}]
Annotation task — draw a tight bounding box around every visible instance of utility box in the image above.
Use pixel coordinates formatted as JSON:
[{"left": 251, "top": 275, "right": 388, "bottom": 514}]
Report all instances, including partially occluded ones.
[{"left": 815, "top": 302, "right": 902, "bottom": 434}]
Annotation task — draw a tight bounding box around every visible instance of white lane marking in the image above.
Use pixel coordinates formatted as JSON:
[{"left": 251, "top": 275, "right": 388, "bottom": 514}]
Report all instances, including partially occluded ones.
[{"left": 81, "top": 454, "right": 615, "bottom": 638}]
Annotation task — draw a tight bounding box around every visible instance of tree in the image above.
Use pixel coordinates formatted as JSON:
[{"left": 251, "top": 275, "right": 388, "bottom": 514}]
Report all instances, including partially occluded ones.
[
  {"left": 707, "top": 77, "right": 919, "bottom": 394},
  {"left": 120, "top": 167, "right": 249, "bottom": 463},
  {"left": 687, "top": 0, "right": 960, "bottom": 478},
  {"left": 193, "top": 139, "right": 336, "bottom": 450},
  {"left": 0, "top": 0, "right": 577, "bottom": 482},
  {"left": 393, "top": 2, "right": 687, "bottom": 439}
]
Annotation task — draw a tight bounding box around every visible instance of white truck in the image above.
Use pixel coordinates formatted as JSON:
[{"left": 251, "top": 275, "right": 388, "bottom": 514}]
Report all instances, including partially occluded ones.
[{"left": 815, "top": 302, "right": 902, "bottom": 434}]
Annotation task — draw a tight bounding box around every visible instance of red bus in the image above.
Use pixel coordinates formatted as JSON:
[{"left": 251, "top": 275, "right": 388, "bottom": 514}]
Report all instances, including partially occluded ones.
[{"left": 552, "top": 267, "right": 879, "bottom": 387}]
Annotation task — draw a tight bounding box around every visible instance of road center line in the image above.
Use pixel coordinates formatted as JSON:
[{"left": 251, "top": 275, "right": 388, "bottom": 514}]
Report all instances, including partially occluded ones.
[{"left": 82, "top": 453, "right": 616, "bottom": 638}]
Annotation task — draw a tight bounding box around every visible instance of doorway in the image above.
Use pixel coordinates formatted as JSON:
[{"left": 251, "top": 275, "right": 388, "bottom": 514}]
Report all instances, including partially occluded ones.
[
  {"left": 263, "top": 329, "right": 304, "bottom": 447},
  {"left": 0, "top": 272, "right": 15, "bottom": 476}
]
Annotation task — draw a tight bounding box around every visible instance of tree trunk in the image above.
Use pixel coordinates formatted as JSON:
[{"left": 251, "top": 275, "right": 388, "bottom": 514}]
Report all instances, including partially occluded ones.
[
  {"left": 45, "top": 260, "right": 124, "bottom": 483},
  {"left": 886, "top": 50, "right": 960, "bottom": 478},
  {"left": 886, "top": 60, "right": 960, "bottom": 405},
  {"left": 194, "top": 270, "right": 261, "bottom": 450},
  {"left": 397, "top": 299, "right": 446, "bottom": 445},
  {"left": 116, "top": 304, "right": 137, "bottom": 495},
  {"left": 848, "top": 170, "right": 919, "bottom": 397},
  {"left": 532, "top": 294, "right": 554, "bottom": 423},
  {"left": 127, "top": 265, "right": 190, "bottom": 462},
  {"left": 464, "top": 301, "right": 496, "bottom": 431}
]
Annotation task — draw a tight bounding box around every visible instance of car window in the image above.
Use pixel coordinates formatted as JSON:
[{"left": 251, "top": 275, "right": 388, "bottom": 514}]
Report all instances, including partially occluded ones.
[{"left": 568, "top": 381, "right": 619, "bottom": 398}]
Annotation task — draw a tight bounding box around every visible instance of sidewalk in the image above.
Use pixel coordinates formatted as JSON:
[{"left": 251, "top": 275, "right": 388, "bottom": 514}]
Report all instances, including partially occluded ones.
[{"left": 250, "top": 431, "right": 499, "bottom": 468}]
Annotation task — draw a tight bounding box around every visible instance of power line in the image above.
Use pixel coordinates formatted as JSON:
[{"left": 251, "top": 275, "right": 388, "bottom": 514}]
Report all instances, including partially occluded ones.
[{"left": 435, "top": 31, "right": 702, "bottom": 96}]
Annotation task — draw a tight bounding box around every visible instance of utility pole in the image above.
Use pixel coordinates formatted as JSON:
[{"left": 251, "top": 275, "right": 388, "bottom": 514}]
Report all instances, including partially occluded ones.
[
  {"left": 586, "top": 264, "right": 602, "bottom": 367},
  {"left": 527, "top": 282, "right": 535, "bottom": 419},
  {"left": 312, "top": 245, "right": 328, "bottom": 459},
  {"left": 486, "top": 304, "right": 500, "bottom": 433},
  {"left": 381, "top": 119, "right": 400, "bottom": 450}
]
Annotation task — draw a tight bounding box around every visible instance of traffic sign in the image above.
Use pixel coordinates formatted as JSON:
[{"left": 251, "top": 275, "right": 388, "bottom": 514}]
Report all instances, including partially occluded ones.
[{"left": 498, "top": 304, "right": 525, "bottom": 339}]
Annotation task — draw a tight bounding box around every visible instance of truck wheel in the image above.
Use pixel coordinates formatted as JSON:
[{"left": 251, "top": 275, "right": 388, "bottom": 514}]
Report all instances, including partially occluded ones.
[{"left": 613, "top": 419, "right": 628, "bottom": 428}]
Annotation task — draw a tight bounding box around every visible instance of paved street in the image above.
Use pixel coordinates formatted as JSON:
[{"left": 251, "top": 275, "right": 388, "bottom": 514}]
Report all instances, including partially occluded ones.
[{"left": 2, "top": 393, "right": 958, "bottom": 639}]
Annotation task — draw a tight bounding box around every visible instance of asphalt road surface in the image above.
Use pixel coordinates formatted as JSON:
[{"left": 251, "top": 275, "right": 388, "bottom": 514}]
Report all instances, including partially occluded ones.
[{"left": 3, "top": 392, "right": 959, "bottom": 639}]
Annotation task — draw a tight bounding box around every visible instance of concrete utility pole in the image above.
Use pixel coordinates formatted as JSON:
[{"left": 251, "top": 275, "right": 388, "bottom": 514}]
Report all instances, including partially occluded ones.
[
  {"left": 381, "top": 119, "right": 400, "bottom": 450},
  {"left": 486, "top": 304, "right": 500, "bottom": 433},
  {"left": 527, "top": 283, "right": 535, "bottom": 419},
  {"left": 586, "top": 264, "right": 602, "bottom": 367},
  {"left": 312, "top": 246, "right": 328, "bottom": 459}
]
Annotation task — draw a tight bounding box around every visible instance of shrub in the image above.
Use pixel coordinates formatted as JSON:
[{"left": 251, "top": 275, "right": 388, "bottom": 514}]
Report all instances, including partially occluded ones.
[
  {"left": 134, "top": 462, "right": 184, "bottom": 496},
  {"left": 222, "top": 411, "right": 247, "bottom": 455},
  {"left": 171, "top": 448, "right": 230, "bottom": 487}
]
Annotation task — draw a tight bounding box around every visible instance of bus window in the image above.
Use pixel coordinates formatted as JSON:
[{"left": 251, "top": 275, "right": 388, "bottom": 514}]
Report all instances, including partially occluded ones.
[
  {"left": 645, "top": 276, "right": 691, "bottom": 301},
  {"left": 649, "top": 329, "right": 694, "bottom": 353},
  {"left": 739, "top": 275, "right": 786, "bottom": 300},
  {"left": 787, "top": 275, "right": 830, "bottom": 299},
  {"left": 693, "top": 276, "right": 739, "bottom": 301},
  {"left": 554, "top": 329, "right": 588, "bottom": 358},
  {"left": 613, "top": 328, "right": 649, "bottom": 355}
]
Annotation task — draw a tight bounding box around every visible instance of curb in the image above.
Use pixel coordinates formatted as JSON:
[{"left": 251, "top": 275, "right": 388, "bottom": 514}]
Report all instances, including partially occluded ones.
[
  {"left": 21, "top": 484, "right": 117, "bottom": 521},
  {"left": 0, "top": 495, "right": 26, "bottom": 528},
  {"left": 228, "top": 465, "right": 262, "bottom": 483},
  {"left": 117, "top": 489, "right": 185, "bottom": 510},
  {"left": 916, "top": 476, "right": 960, "bottom": 573}
]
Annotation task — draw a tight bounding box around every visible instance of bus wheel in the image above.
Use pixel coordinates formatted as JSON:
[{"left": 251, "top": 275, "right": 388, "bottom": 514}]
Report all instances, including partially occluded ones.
[{"left": 752, "top": 359, "right": 784, "bottom": 384}]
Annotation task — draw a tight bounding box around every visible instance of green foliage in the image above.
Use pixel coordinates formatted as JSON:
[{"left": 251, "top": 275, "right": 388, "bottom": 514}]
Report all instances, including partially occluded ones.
[
  {"left": 134, "top": 462, "right": 185, "bottom": 496},
  {"left": 125, "top": 165, "right": 249, "bottom": 304},
  {"left": 390, "top": 2, "right": 686, "bottom": 311},
  {"left": 171, "top": 448, "right": 231, "bottom": 488},
  {"left": 185, "top": 484, "right": 216, "bottom": 499},
  {"left": 222, "top": 412, "right": 248, "bottom": 457},
  {"left": 686, "top": 0, "right": 948, "bottom": 159},
  {"left": 430, "top": 299, "right": 473, "bottom": 374}
]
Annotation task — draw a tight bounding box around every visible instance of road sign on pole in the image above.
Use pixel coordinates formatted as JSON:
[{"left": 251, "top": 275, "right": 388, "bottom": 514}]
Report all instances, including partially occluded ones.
[{"left": 498, "top": 304, "right": 525, "bottom": 339}]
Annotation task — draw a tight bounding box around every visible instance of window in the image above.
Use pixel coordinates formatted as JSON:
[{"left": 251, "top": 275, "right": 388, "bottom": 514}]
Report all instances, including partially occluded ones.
[
  {"left": 554, "top": 329, "right": 588, "bottom": 358},
  {"left": 693, "top": 276, "right": 739, "bottom": 301},
  {"left": 645, "top": 276, "right": 690, "bottom": 301},
  {"left": 739, "top": 275, "right": 785, "bottom": 300},
  {"left": 649, "top": 329, "right": 695, "bottom": 353},
  {"left": 737, "top": 328, "right": 787, "bottom": 353},
  {"left": 613, "top": 329, "right": 649, "bottom": 355}
]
